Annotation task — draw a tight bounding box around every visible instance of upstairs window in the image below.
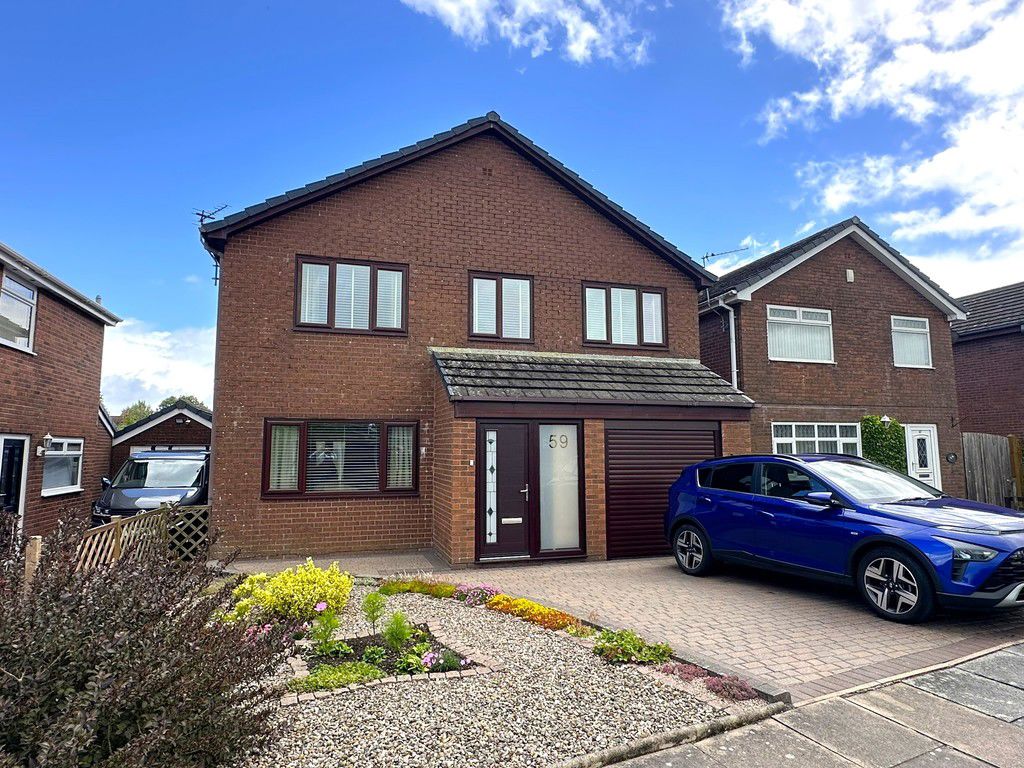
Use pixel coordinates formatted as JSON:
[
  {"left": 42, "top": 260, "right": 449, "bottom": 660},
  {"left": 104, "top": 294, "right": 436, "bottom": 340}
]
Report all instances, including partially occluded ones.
[
  {"left": 891, "top": 316, "right": 932, "bottom": 368},
  {"left": 583, "top": 283, "right": 666, "bottom": 347},
  {"left": 0, "top": 273, "right": 37, "bottom": 351},
  {"left": 296, "top": 257, "right": 407, "bottom": 334},
  {"left": 42, "top": 438, "right": 84, "bottom": 496},
  {"left": 766, "top": 305, "right": 833, "bottom": 363},
  {"left": 470, "top": 272, "right": 532, "bottom": 341},
  {"left": 263, "top": 419, "right": 418, "bottom": 496}
]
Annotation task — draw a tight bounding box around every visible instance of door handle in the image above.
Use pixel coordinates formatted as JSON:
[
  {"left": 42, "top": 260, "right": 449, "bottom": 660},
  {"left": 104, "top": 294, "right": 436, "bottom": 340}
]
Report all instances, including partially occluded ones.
[
  {"left": 698, "top": 496, "right": 712, "bottom": 504},
  {"left": 758, "top": 510, "right": 775, "bottom": 518},
  {"left": 520, "top": 484, "right": 529, "bottom": 502}
]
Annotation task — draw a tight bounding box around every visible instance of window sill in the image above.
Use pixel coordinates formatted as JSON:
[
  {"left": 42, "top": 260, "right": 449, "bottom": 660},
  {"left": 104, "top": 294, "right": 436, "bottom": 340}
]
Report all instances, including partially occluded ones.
[
  {"left": 292, "top": 326, "right": 408, "bottom": 338},
  {"left": 261, "top": 490, "right": 419, "bottom": 501},
  {"left": 41, "top": 485, "right": 83, "bottom": 498},
  {"left": 583, "top": 341, "right": 668, "bottom": 351},
  {"left": 768, "top": 357, "right": 836, "bottom": 365},
  {"left": 468, "top": 335, "right": 535, "bottom": 345},
  {"left": 0, "top": 338, "right": 36, "bottom": 356},
  {"left": 894, "top": 364, "right": 935, "bottom": 370}
]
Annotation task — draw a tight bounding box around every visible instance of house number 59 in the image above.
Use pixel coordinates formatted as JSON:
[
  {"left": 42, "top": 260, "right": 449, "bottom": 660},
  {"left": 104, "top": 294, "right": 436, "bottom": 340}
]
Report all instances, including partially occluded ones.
[{"left": 548, "top": 434, "right": 570, "bottom": 449}]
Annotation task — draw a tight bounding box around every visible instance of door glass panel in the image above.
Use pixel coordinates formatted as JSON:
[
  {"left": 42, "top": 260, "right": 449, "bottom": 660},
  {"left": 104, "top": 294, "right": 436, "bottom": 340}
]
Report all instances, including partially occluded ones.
[
  {"left": 916, "top": 437, "right": 929, "bottom": 468},
  {"left": 539, "top": 425, "right": 580, "bottom": 551},
  {"left": 484, "top": 430, "right": 497, "bottom": 544}
]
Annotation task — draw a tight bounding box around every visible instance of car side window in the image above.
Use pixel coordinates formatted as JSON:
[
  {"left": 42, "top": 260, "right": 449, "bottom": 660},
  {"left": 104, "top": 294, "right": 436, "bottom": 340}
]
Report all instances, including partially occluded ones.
[
  {"left": 761, "top": 462, "right": 827, "bottom": 499},
  {"left": 704, "top": 463, "right": 755, "bottom": 494}
]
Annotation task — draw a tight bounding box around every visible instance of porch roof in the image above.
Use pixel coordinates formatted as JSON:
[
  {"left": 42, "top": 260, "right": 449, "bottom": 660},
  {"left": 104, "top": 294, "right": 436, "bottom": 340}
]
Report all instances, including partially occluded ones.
[{"left": 429, "top": 348, "right": 753, "bottom": 407}]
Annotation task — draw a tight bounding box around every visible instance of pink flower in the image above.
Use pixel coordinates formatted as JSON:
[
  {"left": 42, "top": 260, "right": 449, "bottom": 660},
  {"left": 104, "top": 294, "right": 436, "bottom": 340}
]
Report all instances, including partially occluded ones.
[{"left": 314, "top": 602, "right": 328, "bottom": 613}]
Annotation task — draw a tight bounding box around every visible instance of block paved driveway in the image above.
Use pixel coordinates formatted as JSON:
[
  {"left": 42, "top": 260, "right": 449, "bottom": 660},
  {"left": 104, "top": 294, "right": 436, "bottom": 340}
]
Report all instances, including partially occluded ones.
[
  {"left": 622, "top": 643, "right": 1024, "bottom": 768},
  {"left": 470, "top": 556, "right": 1024, "bottom": 702}
]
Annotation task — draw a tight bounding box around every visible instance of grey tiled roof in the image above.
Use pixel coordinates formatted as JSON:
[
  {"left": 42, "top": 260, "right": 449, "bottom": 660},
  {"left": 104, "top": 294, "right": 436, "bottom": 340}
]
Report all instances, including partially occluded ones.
[
  {"left": 199, "top": 112, "right": 714, "bottom": 285},
  {"left": 430, "top": 348, "right": 752, "bottom": 407},
  {"left": 953, "top": 281, "right": 1024, "bottom": 338},
  {"left": 707, "top": 217, "right": 966, "bottom": 315}
]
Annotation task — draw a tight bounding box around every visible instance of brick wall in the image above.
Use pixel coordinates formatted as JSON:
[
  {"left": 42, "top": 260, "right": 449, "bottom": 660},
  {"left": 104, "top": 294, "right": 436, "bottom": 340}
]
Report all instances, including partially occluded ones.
[
  {"left": 698, "top": 309, "right": 733, "bottom": 386},
  {"left": 0, "top": 279, "right": 108, "bottom": 535},
  {"left": 721, "top": 420, "right": 752, "bottom": 456},
  {"left": 110, "top": 417, "right": 212, "bottom": 473},
  {"left": 954, "top": 333, "right": 1024, "bottom": 438},
  {"left": 212, "top": 133, "right": 706, "bottom": 556},
  {"left": 727, "top": 238, "right": 966, "bottom": 496},
  {"left": 431, "top": 374, "right": 475, "bottom": 566},
  {"left": 583, "top": 419, "right": 607, "bottom": 559}
]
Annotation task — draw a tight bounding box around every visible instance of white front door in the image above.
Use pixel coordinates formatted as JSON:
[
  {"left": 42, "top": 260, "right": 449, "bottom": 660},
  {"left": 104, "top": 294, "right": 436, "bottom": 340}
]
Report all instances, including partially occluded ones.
[{"left": 905, "top": 424, "right": 942, "bottom": 491}]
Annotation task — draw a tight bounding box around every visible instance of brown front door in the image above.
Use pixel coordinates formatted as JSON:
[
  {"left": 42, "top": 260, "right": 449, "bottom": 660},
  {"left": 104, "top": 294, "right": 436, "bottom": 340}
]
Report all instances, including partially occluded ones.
[{"left": 478, "top": 423, "right": 530, "bottom": 558}]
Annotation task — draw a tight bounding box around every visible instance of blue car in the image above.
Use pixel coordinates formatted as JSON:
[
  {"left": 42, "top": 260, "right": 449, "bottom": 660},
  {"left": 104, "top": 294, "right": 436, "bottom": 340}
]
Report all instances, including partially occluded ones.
[{"left": 665, "top": 454, "right": 1024, "bottom": 623}]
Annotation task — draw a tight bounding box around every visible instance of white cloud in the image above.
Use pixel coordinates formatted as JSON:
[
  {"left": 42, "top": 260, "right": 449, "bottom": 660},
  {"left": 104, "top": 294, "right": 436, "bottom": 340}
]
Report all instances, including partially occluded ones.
[
  {"left": 400, "top": 0, "right": 653, "bottom": 64},
  {"left": 102, "top": 319, "right": 215, "bottom": 413},
  {"left": 722, "top": 0, "right": 1024, "bottom": 289},
  {"left": 908, "top": 246, "right": 1024, "bottom": 296},
  {"left": 795, "top": 219, "right": 816, "bottom": 236},
  {"left": 183, "top": 274, "right": 202, "bottom": 285},
  {"left": 706, "top": 234, "right": 780, "bottom": 274}
]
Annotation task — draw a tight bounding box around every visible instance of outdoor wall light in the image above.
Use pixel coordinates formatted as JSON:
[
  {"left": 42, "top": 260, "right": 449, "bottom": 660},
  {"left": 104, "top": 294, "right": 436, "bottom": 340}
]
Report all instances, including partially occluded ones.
[
  {"left": 36, "top": 432, "right": 53, "bottom": 457},
  {"left": 880, "top": 415, "right": 892, "bottom": 429},
  {"left": 174, "top": 417, "right": 192, "bottom": 425}
]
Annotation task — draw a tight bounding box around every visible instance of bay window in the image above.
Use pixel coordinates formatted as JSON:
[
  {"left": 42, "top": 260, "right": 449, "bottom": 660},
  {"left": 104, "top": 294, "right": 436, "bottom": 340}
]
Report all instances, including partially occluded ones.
[
  {"left": 583, "top": 282, "right": 666, "bottom": 347},
  {"left": 469, "top": 272, "right": 532, "bottom": 341},
  {"left": 41, "top": 438, "right": 84, "bottom": 496},
  {"left": 891, "top": 316, "right": 932, "bottom": 368},
  {"left": 296, "top": 257, "right": 407, "bottom": 334},
  {"left": 263, "top": 419, "right": 418, "bottom": 496},
  {"left": 766, "top": 305, "right": 834, "bottom": 363}
]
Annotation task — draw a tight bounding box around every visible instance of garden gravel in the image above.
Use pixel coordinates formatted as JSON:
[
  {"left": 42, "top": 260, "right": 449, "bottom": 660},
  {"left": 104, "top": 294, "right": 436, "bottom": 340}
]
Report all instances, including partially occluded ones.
[{"left": 245, "top": 587, "right": 726, "bottom": 768}]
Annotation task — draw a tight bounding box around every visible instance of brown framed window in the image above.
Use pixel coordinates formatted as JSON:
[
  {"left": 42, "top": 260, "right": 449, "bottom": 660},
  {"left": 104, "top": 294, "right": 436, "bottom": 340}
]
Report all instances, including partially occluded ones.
[
  {"left": 469, "top": 271, "right": 533, "bottom": 342},
  {"left": 263, "top": 419, "right": 418, "bottom": 497},
  {"left": 582, "top": 282, "right": 666, "bottom": 348},
  {"left": 295, "top": 257, "right": 408, "bottom": 335}
]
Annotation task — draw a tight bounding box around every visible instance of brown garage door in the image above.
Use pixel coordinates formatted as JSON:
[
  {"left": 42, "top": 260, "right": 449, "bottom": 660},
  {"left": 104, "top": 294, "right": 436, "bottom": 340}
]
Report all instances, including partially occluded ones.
[{"left": 605, "top": 421, "right": 720, "bottom": 559}]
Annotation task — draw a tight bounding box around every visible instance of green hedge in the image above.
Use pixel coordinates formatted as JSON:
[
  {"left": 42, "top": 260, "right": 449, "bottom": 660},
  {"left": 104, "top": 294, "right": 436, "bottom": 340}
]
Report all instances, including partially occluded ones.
[{"left": 860, "top": 415, "right": 907, "bottom": 473}]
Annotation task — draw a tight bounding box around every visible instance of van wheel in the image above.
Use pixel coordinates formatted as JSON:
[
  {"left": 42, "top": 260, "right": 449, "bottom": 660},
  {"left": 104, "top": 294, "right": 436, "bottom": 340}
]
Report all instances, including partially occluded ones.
[
  {"left": 673, "top": 525, "right": 713, "bottom": 576},
  {"left": 856, "top": 547, "right": 934, "bottom": 623}
]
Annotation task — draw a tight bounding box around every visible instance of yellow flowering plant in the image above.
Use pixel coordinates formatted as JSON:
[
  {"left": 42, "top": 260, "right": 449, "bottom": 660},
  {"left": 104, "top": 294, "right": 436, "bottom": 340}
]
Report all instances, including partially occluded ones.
[
  {"left": 224, "top": 560, "right": 354, "bottom": 622},
  {"left": 485, "top": 594, "right": 579, "bottom": 630}
]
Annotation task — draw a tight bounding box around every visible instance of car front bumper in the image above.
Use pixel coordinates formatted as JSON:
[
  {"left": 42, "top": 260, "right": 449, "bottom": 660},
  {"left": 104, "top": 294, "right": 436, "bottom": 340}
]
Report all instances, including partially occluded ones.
[{"left": 938, "top": 581, "right": 1024, "bottom": 609}]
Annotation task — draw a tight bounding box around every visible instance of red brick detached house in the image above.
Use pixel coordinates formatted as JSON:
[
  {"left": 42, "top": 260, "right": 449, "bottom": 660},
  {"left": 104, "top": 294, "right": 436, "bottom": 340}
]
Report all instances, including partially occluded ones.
[
  {"left": 952, "top": 281, "right": 1024, "bottom": 438},
  {"left": 699, "top": 218, "right": 969, "bottom": 496},
  {"left": 0, "top": 241, "right": 120, "bottom": 537},
  {"left": 109, "top": 399, "right": 212, "bottom": 475},
  {"left": 200, "top": 113, "right": 752, "bottom": 564}
]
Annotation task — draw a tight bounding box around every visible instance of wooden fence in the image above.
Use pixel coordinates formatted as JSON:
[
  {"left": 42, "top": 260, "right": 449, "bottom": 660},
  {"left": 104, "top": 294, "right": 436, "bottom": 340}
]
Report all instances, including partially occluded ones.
[
  {"left": 963, "top": 432, "right": 1020, "bottom": 508},
  {"left": 23, "top": 504, "right": 210, "bottom": 584}
]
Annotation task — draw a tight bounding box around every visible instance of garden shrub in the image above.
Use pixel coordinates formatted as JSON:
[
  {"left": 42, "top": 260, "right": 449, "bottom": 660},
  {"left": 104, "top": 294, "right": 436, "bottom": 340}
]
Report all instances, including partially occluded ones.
[
  {"left": 378, "top": 578, "right": 457, "bottom": 598},
  {"left": 704, "top": 674, "right": 759, "bottom": 701},
  {"left": 361, "top": 591, "right": 387, "bottom": 633},
  {"left": 361, "top": 645, "right": 386, "bottom": 665},
  {"left": 226, "top": 559, "right": 353, "bottom": 622},
  {"left": 592, "top": 629, "right": 673, "bottom": 665},
  {"left": 395, "top": 653, "right": 426, "bottom": 674},
  {"left": 287, "top": 662, "right": 383, "bottom": 693},
  {"left": 485, "top": 594, "right": 579, "bottom": 630},
  {"left": 452, "top": 583, "right": 500, "bottom": 606},
  {"left": 382, "top": 611, "right": 414, "bottom": 651},
  {"left": 0, "top": 513, "right": 291, "bottom": 768},
  {"left": 860, "top": 415, "right": 908, "bottom": 473}
]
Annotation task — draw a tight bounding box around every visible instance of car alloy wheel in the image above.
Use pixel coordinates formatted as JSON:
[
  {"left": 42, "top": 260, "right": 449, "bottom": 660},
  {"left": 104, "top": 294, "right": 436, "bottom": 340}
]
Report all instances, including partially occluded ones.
[
  {"left": 863, "top": 556, "right": 919, "bottom": 616},
  {"left": 675, "top": 529, "right": 704, "bottom": 571}
]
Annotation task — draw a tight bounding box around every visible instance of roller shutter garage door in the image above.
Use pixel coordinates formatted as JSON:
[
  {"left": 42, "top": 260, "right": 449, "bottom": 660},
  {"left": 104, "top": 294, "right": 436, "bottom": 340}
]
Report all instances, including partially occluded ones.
[{"left": 605, "top": 422, "right": 720, "bottom": 559}]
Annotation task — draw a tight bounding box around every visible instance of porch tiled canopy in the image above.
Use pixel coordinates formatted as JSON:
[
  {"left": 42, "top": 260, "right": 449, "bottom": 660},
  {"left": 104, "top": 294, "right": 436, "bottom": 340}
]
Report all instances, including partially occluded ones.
[{"left": 430, "top": 347, "right": 751, "bottom": 406}]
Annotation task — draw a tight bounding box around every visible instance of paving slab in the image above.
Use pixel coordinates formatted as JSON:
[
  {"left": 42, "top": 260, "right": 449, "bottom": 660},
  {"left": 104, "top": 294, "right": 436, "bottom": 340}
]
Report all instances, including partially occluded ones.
[
  {"left": 696, "top": 719, "right": 856, "bottom": 767},
  {"left": 896, "top": 747, "right": 990, "bottom": 768},
  {"left": 775, "top": 698, "right": 936, "bottom": 768},
  {"left": 851, "top": 683, "right": 1024, "bottom": 768},
  {"left": 908, "top": 667, "right": 1024, "bottom": 721},
  {"left": 960, "top": 649, "right": 1024, "bottom": 689},
  {"left": 1004, "top": 643, "right": 1024, "bottom": 657},
  {"left": 614, "top": 743, "right": 723, "bottom": 768}
]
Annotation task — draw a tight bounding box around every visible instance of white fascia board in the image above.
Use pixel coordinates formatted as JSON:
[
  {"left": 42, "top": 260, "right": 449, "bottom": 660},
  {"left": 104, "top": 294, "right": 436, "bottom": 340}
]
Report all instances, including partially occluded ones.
[{"left": 111, "top": 407, "right": 213, "bottom": 446}]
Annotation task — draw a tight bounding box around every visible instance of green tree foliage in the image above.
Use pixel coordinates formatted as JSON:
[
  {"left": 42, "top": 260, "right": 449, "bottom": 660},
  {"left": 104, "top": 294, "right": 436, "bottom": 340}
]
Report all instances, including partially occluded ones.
[
  {"left": 157, "top": 394, "right": 209, "bottom": 411},
  {"left": 115, "top": 400, "right": 154, "bottom": 429},
  {"left": 861, "top": 415, "right": 908, "bottom": 473}
]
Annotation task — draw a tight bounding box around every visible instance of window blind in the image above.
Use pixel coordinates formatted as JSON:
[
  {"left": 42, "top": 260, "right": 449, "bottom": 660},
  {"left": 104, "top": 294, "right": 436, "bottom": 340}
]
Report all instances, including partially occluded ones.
[
  {"left": 306, "top": 422, "right": 380, "bottom": 492},
  {"left": 585, "top": 287, "right": 607, "bottom": 341},
  {"left": 892, "top": 317, "right": 931, "bottom": 367},
  {"left": 335, "top": 263, "right": 371, "bottom": 330},
  {"left": 767, "top": 306, "right": 833, "bottom": 362},
  {"left": 376, "top": 269, "right": 404, "bottom": 329},
  {"left": 472, "top": 278, "right": 497, "bottom": 335},
  {"left": 501, "top": 278, "right": 531, "bottom": 339},
  {"left": 268, "top": 424, "right": 300, "bottom": 491},
  {"left": 610, "top": 287, "right": 638, "bottom": 345},
  {"left": 299, "top": 263, "right": 330, "bottom": 325},
  {"left": 386, "top": 425, "right": 415, "bottom": 489},
  {"left": 642, "top": 291, "right": 663, "bottom": 344}
]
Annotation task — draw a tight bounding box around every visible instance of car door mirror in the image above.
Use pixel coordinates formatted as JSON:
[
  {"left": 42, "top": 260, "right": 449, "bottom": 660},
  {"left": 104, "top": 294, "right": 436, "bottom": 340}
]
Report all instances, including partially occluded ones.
[
  {"left": 805, "top": 491, "right": 839, "bottom": 507},
  {"left": 101, "top": 477, "right": 111, "bottom": 490}
]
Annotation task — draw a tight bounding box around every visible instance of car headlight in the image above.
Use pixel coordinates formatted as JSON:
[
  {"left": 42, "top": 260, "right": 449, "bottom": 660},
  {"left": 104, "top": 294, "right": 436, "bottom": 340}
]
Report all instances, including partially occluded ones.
[{"left": 934, "top": 537, "right": 999, "bottom": 562}]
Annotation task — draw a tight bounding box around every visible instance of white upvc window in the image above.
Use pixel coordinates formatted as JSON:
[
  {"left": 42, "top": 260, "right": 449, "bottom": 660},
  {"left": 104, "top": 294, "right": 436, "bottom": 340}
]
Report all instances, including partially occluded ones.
[
  {"left": 41, "top": 437, "right": 84, "bottom": 496},
  {"left": 772, "top": 423, "right": 861, "bottom": 456},
  {"left": 0, "top": 273, "right": 37, "bottom": 352},
  {"left": 891, "top": 316, "right": 932, "bottom": 368},
  {"left": 766, "top": 304, "right": 834, "bottom": 364}
]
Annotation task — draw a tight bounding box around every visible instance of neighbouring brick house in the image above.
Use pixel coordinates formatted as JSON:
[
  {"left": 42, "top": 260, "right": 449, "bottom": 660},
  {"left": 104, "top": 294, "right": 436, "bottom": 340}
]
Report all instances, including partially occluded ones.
[
  {"left": 699, "top": 218, "right": 969, "bottom": 496},
  {"left": 200, "top": 112, "right": 752, "bottom": 565},
  {"left": 951, "top": 281, "right": 1024, "bottom": 439},
  {"left": 109, "top": 398, "right": 212, "bottom": 475},
  {"left": 0, "top": 241, "right": 120, "bottom": 537}
]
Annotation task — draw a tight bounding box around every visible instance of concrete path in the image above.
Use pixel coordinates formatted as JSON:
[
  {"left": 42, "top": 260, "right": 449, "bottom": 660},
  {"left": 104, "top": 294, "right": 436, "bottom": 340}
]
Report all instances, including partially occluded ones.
[{"left": 623, "top": 644, "right": 1024, "bottom": 768}]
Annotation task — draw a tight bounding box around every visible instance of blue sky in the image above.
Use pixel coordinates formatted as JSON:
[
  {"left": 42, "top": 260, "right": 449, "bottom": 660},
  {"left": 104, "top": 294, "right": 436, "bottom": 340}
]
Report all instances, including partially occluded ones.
[{"left": 3, "top": 1, "right": 1021, "bottom": 411}]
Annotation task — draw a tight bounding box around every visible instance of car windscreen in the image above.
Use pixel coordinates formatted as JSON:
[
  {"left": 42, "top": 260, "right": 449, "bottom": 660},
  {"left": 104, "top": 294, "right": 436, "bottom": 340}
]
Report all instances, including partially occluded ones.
[
  {"left": 811, "top": 460, "right": 942, "bottom": 504},
  {"left": 113, "top": 459, "right": 204, "bottom": 489}
]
